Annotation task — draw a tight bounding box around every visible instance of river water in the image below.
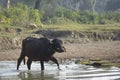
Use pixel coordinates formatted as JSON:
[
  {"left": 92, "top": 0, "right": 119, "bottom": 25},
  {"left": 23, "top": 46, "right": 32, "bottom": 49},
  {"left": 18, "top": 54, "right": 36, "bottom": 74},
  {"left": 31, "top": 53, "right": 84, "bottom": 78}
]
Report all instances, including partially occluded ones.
[{"left": 0, "top": 61, "right": 120, "bottom": 80}]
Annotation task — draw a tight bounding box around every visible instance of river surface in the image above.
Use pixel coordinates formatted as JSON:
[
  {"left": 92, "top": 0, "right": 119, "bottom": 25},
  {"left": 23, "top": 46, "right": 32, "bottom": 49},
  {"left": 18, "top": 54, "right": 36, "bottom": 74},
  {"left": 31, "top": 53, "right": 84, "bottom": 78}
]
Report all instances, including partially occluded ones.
[{"left": 0, "top": 61, "right": 120, "bottom": 80}]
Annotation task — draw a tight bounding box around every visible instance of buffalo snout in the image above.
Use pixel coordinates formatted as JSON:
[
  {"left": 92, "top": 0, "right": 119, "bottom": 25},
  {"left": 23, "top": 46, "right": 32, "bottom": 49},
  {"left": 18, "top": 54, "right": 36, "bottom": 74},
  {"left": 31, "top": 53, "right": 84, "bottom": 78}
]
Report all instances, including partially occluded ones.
[{"left": 56, "top": 46, "right": 66, "bottom": 52}]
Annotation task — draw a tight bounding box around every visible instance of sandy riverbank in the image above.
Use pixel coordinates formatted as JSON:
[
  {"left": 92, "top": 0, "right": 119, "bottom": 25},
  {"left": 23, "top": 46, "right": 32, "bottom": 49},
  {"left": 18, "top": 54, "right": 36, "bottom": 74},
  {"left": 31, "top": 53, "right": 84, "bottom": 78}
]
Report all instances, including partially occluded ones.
[{"left": 0, "top": 41, "right": 120, "bottom": 63}]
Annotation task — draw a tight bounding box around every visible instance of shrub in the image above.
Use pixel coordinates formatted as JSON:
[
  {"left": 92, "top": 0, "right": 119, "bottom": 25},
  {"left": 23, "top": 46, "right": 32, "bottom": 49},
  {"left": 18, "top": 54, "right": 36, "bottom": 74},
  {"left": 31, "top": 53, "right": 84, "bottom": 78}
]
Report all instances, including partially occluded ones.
[{"left": 0, "top": 3, "right": 41, "bottom": 26}]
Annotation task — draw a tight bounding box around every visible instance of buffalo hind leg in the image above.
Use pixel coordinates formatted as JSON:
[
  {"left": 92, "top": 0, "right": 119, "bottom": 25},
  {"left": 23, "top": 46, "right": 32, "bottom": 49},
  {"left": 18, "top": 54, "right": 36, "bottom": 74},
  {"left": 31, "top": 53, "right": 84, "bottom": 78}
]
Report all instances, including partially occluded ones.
[
  {"left": 27, "top": 59, "right": 32, "bottom": 70},
  {"left": 17, "top": 55, "right": 25, "bottom": 70},
  {"left": 50, "top": 57, "right": 60, "bottom": 70},
  {"left": 40, "top": 61, "right": 44, "bottom": 70}
]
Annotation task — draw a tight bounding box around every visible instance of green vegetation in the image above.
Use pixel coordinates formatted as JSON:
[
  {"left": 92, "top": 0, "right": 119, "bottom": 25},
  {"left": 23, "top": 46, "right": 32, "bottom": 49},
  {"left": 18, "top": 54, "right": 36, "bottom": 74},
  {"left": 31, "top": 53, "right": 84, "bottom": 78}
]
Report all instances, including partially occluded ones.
[
  {"left": 77, "top": 59, "right": 120, "bottom": 68},
  {"left": 0, "top": 3, "right": 41, "bottom": 26},
  {"left": 0, "top": 0, "right": 120, "bottom": 32},
  {"left": 44, "top": 23, "right": 120, "bottom": 31}
]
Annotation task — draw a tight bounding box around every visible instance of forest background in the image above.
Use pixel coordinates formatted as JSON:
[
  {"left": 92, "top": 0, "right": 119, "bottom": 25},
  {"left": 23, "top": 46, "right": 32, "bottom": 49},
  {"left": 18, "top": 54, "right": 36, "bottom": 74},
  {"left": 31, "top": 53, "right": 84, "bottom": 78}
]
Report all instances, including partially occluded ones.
[{"left": 0, "top": 0, "right": 120, "bottom": 31}]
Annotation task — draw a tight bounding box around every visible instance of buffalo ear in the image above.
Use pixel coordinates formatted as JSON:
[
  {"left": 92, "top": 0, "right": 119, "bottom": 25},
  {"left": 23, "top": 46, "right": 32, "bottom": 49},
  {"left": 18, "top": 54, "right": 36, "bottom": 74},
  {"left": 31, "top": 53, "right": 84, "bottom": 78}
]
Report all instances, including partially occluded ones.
[
  {"left": 50, "top": 39, "right": 54, "bottom": 45},
  {"left": 51, "top": 39, "right": 57, "bottom": 44}
]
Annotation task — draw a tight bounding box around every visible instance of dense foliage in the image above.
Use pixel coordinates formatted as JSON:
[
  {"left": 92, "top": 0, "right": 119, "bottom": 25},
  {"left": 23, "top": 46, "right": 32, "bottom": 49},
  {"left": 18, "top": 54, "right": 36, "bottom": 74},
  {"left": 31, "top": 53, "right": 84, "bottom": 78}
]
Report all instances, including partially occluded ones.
[{"left": 0, "top": 0, "right": 120, "bottom": 27}]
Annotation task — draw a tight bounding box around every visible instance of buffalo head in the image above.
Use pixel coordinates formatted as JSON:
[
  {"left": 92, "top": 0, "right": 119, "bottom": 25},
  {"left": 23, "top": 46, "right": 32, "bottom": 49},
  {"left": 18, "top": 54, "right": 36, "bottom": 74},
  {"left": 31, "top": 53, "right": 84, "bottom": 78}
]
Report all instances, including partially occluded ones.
[{"left": 52, "top": 39, "right": 66, "bottom": 53}]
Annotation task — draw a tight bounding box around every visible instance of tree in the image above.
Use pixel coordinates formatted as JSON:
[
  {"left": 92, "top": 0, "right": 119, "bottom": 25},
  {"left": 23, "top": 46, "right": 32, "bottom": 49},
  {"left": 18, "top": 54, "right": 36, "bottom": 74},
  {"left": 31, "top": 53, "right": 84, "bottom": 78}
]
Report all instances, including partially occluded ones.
[
  {"left": 7, "top": 0, "right": 10, "bottom": 9},
  {"left": 92, "top": 0, "right": 96, "bottom": 14},
  {"left": 34, "top": 0, "right": 41, "bottom": 9}
]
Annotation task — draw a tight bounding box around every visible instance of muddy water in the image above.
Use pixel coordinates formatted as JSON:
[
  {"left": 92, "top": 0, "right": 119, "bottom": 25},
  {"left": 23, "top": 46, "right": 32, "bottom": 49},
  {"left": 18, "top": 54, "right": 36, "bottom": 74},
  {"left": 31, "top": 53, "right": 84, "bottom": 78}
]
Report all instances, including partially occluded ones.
[{"left": 0, "top": 61, "right": 120, "bottom": 80}]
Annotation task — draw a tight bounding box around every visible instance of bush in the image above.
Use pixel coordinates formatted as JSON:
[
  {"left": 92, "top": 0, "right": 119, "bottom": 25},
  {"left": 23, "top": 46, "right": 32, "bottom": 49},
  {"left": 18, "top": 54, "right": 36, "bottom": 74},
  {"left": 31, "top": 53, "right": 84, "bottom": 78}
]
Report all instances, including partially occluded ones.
[
  {"left": 29, "top": 9, "right": 41, "bottom": 25},
  {"left": 9, "top": 7, "right": 28, "bottom": 25},
  {"left": 0, "top": 3, "right": 41, "bottom": 26}
]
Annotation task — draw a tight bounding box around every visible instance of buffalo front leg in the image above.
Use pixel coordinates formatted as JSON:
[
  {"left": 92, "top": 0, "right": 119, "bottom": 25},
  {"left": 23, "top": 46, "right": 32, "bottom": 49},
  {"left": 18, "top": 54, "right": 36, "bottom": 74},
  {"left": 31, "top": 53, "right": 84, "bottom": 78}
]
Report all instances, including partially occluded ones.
[
  {"left": 27, "top": 59, "right": 32, "bottom": 70},
  {"left": 40, "top": 61, "right": 44, "bottom": 70},
  {"left": 17, "top": 55, "right": 25, "bottom": 70},
  {"left": 50, "top": 57, "right": 60, "bottom": 70}
]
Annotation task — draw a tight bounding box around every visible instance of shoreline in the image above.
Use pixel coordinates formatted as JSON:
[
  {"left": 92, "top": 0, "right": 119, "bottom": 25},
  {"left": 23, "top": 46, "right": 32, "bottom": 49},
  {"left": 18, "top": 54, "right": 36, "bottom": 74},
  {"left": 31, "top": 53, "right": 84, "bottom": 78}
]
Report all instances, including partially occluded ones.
[{"left": 0, "top": 41, "right": 120, "bottom": 67}]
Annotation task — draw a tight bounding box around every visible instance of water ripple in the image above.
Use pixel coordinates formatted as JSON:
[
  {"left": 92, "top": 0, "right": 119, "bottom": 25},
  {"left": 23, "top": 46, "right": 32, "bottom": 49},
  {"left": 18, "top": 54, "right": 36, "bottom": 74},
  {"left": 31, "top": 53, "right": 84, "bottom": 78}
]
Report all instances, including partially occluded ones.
[{"left": 0, "top": 61, "right": 120, "bottom": 80}]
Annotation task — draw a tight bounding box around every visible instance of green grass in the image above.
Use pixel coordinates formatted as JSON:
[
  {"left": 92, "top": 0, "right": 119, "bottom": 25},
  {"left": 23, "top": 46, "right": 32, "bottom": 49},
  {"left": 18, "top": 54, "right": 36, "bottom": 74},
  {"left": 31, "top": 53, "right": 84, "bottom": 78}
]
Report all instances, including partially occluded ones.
[
  {"left": 43, "top": 23, "right": 120, "bottom": 32},
  {"left": 0, "top": 22, "right": 120, "bottom": 36}
]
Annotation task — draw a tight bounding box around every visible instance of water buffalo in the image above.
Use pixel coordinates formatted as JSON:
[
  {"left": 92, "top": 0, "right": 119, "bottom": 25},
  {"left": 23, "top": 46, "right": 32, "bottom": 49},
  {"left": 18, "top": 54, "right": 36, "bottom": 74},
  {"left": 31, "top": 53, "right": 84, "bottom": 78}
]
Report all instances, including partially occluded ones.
[{"left": 17, "top": 37, "right": 66, "bottom": 70}]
